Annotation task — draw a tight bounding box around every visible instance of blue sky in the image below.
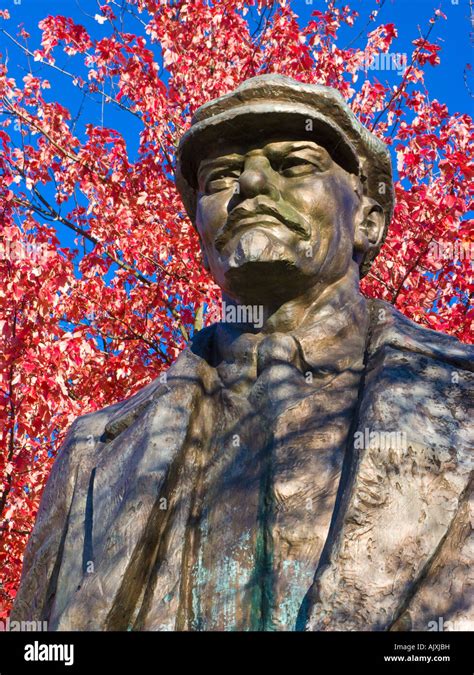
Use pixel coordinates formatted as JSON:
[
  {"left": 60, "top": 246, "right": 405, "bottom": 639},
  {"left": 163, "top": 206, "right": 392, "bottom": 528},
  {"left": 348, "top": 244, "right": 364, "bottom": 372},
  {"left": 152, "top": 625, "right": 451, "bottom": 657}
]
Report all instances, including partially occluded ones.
[
  {"left": 0, "top": 0, "right": 472, "bottom": 255},
  {"left": 296, "top": 0, "right": 473, "bottom": 116}
]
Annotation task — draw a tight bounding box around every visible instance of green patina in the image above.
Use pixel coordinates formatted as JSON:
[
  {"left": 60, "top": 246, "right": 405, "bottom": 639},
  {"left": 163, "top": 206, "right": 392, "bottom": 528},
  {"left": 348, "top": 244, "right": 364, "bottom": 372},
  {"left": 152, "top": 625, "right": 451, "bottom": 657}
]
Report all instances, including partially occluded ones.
[
  {"left": 190, "top": 515, "right": 210, "bottom": 631},
  {"left": 189, "top": 440, "right": 306, "bottom": 630},
  {"left": 277, "top": 559, "right": 311, "bottom": 630}
]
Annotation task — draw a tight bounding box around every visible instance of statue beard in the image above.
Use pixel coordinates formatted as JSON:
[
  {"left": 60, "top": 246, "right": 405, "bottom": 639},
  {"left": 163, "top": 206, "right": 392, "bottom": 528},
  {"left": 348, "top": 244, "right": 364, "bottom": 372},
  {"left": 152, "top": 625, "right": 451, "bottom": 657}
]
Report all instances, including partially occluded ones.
[{"left": 217, "top": 227, "right": 324, "bottom": 305}]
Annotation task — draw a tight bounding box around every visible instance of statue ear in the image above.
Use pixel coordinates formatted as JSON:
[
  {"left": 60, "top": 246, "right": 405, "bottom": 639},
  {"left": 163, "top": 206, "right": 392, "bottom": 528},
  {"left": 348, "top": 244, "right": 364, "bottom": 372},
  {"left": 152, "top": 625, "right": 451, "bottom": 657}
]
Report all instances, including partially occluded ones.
[{"left": 353, "top": 195, "right": 385, "bottom": 266}]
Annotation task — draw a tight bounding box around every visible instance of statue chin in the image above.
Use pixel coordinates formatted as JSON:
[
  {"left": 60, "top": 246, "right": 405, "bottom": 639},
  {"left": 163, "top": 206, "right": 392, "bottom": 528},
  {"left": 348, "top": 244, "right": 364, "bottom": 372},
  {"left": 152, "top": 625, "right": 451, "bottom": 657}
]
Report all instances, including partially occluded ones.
[
  {"left": 214, "top": 228, "right": 318, "bottom": 304},
  {"left": 214, "top": 231, "right": 308, "bottom": 304}
]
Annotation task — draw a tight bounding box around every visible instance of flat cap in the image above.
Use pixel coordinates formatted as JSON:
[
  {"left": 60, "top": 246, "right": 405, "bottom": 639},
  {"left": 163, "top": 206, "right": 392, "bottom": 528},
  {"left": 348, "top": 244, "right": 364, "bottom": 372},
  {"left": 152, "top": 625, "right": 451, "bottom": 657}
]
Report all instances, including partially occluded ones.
[{"left": 175, "top": 74, "right": 394, "bottom": 276}]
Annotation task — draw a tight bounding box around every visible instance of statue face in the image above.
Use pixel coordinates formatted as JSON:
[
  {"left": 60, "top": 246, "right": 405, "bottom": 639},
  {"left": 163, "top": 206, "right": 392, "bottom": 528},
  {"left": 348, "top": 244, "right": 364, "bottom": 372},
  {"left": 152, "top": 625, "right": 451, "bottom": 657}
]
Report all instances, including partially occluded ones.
[{"left": 195, "top": 136, "right": 379, "bottom": 304}]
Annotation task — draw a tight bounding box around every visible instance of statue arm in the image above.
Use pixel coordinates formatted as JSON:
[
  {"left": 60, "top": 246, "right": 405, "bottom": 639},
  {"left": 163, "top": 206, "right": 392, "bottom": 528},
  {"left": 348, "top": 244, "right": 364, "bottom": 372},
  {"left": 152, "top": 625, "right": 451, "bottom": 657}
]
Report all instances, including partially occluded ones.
[{"left": 10, "top": 417, "right": 83, "bottom": 623}]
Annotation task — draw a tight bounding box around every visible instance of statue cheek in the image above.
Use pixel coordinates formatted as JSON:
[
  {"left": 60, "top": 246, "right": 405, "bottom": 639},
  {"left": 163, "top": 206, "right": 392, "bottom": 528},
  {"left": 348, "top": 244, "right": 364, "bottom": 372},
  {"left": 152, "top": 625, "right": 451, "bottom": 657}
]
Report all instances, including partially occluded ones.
[
  {"left": 308, "top": 178, "right": 358, "bottom": 238},
  {"left": 196, "top": 195, "right": 228, "bottom": 241},
  {"left": 283, "top": 178, "right": 332, "bottom": 221}
]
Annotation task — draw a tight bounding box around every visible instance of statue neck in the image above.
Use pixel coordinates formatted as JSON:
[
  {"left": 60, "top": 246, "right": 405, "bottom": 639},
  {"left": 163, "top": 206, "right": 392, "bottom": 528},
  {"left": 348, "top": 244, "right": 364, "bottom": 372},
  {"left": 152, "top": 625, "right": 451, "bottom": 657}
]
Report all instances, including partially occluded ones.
[{"left": 222, "top": 265, "right": 364, "bottom": 336}]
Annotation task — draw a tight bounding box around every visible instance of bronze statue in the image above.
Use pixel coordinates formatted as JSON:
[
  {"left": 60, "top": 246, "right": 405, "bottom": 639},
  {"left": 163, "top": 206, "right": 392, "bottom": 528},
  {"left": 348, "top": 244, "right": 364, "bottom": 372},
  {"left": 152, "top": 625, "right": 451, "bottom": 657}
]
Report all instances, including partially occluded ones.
[{"left": 12, "top": 75, "right": 473, "bottom": 631}]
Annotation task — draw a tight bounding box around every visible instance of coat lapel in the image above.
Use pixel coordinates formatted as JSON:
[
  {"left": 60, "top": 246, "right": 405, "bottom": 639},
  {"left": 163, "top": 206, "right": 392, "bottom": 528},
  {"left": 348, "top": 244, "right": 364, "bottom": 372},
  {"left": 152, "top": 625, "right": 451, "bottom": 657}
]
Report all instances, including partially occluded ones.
[
  {"left": 51, "top": 329, "right": 220, "bottom": 630},
  {"left": 305, "top": 301, "right": 473, "bottom": 631}
]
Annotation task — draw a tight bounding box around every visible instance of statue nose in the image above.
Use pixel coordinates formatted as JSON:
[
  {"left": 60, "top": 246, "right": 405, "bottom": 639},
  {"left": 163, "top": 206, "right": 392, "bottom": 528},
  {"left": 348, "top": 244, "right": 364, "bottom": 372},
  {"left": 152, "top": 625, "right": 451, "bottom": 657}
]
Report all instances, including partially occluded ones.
[{"left": 239, "top": 168, "right": 274, "bottom": 199}]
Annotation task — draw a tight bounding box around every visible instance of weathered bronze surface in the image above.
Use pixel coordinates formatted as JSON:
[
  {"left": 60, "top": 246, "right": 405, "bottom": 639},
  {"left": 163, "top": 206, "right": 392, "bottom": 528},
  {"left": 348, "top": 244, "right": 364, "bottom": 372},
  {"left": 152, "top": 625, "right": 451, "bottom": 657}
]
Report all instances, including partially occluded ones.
[{"left": 12, "top": 75, "right": 473, "bottom": 631}]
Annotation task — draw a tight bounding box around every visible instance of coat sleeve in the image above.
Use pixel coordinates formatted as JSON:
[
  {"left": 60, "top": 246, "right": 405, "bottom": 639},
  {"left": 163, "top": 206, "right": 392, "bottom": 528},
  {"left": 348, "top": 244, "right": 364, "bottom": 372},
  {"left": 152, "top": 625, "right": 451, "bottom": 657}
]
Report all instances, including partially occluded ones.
[
  {"left": 10, "top": 418, "right": 84, "bottom": 623},
  {"left": 10, "top": 372, "right": 172, "bottom": 625},
  {"left": 391, "top": 474, "right": 474, "bottom": 632}
]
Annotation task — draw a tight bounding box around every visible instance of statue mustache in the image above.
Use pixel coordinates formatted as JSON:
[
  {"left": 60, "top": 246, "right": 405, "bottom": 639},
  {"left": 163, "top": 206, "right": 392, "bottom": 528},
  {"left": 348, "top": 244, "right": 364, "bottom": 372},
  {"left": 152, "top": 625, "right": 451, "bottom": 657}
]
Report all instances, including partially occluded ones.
[{"left": 214, "top": 197, "right": 311, "bottom": 252}]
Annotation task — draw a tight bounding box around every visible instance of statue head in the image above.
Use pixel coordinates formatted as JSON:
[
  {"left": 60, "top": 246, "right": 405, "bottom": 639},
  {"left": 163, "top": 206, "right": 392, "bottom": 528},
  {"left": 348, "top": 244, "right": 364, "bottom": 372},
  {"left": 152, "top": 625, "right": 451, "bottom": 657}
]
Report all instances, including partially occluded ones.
[{"left": 176, "top": 75, "right": 394, "bottom": 305}]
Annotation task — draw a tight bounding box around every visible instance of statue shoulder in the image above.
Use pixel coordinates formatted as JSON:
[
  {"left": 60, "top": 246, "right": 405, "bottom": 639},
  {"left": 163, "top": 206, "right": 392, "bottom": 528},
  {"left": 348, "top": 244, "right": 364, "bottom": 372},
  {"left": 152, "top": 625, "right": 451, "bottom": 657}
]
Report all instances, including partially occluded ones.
[
  {"left": 72, "top": 363, "right": 178, "bottom": 446},
  {"left": 68, "top": 330, "right": 217, "bottom": 448},
  {"left": 368, "top": 298, "right": 474, "bottom": 372}
]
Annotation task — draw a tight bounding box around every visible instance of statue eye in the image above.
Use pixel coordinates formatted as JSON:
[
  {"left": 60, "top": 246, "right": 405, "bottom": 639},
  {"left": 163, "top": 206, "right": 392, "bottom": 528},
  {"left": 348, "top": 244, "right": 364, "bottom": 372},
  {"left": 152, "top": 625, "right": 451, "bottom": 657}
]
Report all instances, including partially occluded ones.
[
  {"left": 279, "top": 156, "right": 323, "bottom": 177},
  {"left": 205, "top": 171, "right": 240, "bottom": 194}
]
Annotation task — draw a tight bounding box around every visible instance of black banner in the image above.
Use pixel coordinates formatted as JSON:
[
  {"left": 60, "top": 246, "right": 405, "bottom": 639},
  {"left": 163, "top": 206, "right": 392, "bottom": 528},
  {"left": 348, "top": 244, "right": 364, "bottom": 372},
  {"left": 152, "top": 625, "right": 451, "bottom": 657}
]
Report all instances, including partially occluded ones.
[{"left": 0, "top": 630, "right": 470, "bottom": 674}]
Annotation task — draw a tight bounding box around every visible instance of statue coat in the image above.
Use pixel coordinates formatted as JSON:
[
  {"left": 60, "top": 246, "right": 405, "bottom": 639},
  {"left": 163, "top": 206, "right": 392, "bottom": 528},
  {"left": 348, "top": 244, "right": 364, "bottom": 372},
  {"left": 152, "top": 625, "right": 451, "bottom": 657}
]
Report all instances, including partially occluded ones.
[{"left": 11, "top": 299, "right": 473, "bottom": 631}]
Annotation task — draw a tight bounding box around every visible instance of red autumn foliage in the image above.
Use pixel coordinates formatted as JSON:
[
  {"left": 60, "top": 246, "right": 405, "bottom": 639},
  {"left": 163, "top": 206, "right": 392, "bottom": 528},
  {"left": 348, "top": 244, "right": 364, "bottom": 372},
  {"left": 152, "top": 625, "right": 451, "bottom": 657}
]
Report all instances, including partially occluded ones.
[{"left": 0, "top": 0, "right": 472, "bottom": 616}]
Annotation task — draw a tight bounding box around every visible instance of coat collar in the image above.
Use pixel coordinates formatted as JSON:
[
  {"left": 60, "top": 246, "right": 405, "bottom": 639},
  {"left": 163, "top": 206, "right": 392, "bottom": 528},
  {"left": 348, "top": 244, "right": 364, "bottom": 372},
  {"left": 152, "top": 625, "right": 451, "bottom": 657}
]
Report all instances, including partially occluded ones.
[
  {"left": 210, "top": 287, "right": 370, "bottom": 388},
  {"left": 99, "top": 294, "right": 474, "bottom": 444}
]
